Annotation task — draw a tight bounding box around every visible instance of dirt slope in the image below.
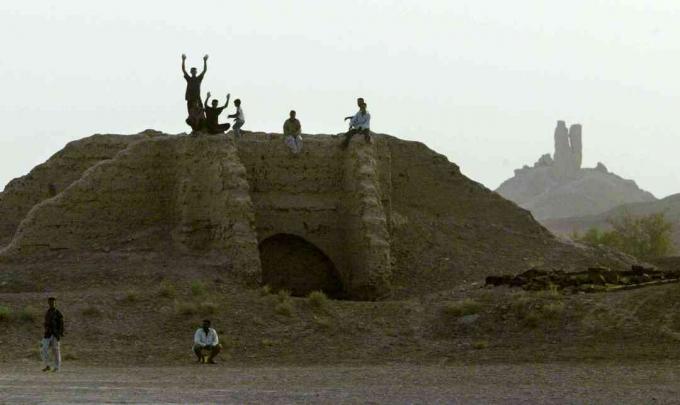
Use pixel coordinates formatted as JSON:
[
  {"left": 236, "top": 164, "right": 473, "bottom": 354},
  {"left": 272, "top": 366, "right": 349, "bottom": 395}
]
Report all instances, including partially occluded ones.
[{"left": 0, "top": 131, "right": 635, "bottom": 299}]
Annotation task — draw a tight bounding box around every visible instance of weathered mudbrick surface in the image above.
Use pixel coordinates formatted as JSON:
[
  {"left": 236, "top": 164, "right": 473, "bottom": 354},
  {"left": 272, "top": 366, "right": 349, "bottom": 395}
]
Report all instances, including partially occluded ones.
[{"left": 0, "top": 131, "right": 635, "bottom": 299}]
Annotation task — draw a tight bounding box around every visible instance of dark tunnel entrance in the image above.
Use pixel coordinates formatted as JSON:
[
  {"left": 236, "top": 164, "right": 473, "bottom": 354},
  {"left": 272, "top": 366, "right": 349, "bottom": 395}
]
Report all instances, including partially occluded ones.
[{"left": 259, "top": 234, "right": 343, "bottom": 298}]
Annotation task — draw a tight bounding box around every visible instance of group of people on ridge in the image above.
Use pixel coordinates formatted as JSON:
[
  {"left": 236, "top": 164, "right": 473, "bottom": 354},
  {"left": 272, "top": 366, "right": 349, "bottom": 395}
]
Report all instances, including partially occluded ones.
[
  {"left": 183, "top": 54, "right": 245, "bottom": 137},
  {"left": 181, "top": 54, "right": 372, "bottom": 153}
]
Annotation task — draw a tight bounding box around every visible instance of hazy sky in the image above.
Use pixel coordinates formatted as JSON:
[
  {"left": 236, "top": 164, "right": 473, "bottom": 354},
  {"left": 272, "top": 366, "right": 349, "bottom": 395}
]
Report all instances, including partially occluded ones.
[{"left": 1, "top": 0, "right": 679, "bottom": 197}]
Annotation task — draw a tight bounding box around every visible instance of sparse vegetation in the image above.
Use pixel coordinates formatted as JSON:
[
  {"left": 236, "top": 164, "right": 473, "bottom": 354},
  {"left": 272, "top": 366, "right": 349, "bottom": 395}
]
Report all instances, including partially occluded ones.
[
  {"left": 82, "top": 306, "right": 101, "bottom": 317},
  {"left": 275, "top": 300, "right": 294, "bottom": 317},
  {"left": 198, "top": 301, "right": 217, "bottom": 315},
  {"left": 273, "top": 288, "right": 294, "bottom": 316},
  {"left": 0, "top": 305, "right": 12, "bottom": 322},
  {"left": 260, "top": 285, "right": 272, "bottom": 296},
  {"left": 573, "top": 212, "right": 674, "bottom": 259},
  {"left": 477, "top": 290, "right": 496, "bottom": 303},
  {"left": 158, "top": 281, "right": 177, "bottom": 298},
  {"left": 122, "top": 290, "right": 139, "bottom": 303},
  {"left": 277, "top": 289, "right": 291, "bottom": 302},
  {"left": 17, "top": 306, "right": 37, "bottom": 323},
  {"left": 191, "top": 281, "right": 207, "bottom": 296},
  {"left": 260, "top": 338, "right": 276, "bottom": 347},
  {"left": 509, "top": 292, "right": 565, "bottom": 328},
  {"left": 541, "top": 301, "right": 565, "bottom": 318},
  {"left": 175, "top": 301, "right": 198, "bottom": 316},
  {"left": 442, "top": 299, "right": 481, "bottom": 318},
  {"left": 313, "top": 315, "right": 331, "bottom": 330},
  {"left": 307, "top": 290, "right": 328, "bottom": 309},
  {"left": 472, "top": 340, "right": 488, "bottom": 350},
  {"left": 63, "top": 353, "right": 79, "bottom": 361}
]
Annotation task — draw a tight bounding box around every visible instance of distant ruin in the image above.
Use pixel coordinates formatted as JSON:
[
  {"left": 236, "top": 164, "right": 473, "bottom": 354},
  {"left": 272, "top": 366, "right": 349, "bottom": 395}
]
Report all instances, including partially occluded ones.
[
  {"left": 525, "top": 120, "right": 583, "bottom": 177},
  {"left": 553, "top": 120, "right": 582, "bottom": 177},
  {"left": 496, "top": 121, "right": 655, "bottom": 220}
]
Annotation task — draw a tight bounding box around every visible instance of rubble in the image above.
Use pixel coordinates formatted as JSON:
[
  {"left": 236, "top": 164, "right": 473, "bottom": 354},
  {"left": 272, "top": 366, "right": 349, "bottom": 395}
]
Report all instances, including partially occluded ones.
[{"left": 486, "top": 265, "right": 680, "bottom": 293}]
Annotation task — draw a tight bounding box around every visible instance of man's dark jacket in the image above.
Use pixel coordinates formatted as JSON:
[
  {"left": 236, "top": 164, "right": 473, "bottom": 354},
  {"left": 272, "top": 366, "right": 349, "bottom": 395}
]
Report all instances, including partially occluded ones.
[{"left": 44, "top": 308, "right": 64, "bottom": 340}]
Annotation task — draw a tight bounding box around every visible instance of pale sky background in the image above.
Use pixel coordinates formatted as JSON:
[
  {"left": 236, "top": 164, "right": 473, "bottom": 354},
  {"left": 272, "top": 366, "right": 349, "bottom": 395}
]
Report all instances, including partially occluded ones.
[{"left": 0, "top": 0, "right": 678, "bottom": 197}]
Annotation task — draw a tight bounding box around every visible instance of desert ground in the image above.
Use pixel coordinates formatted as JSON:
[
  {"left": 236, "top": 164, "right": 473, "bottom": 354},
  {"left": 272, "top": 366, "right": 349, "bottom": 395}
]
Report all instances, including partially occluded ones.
[
  {"left": 3, "top": 253, "right": 680, "bottom": 403},
  {"left": 3, "top": 362, "right": 680, "bottom": 404}
]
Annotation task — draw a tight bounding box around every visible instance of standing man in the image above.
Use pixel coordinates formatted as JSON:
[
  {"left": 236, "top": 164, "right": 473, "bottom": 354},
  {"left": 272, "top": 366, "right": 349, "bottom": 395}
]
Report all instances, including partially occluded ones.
[
  {"left": 41, "top": 297, "right": 64, "bottom": 372},
  {"left": 182, "top": 53, "right": 208, "bottom": 113},
  {"left": 193, "top": 320, "right": 222, "bottom": 364},
  {"left": 342, "top": 102, "right": 371, "bottom": 148},
  {"left": 228, "top": 99, "right": 245, "bottom": 138},
  {"left": 283, "top": 110, "right": 302, "bottom": 154},
  {"left": 204, "top": 91, "right": 231, "bottom": 134}
]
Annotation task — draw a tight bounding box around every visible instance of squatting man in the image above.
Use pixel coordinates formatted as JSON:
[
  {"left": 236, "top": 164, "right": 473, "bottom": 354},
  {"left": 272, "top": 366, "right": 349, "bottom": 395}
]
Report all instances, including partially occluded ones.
[{"left": 193, "top": 319, "right": 222, "bottom": 364}]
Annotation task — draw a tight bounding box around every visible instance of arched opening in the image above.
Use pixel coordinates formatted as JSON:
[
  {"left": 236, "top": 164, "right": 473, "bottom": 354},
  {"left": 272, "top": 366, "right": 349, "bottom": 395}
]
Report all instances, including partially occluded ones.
[{"left": 259, "top": 233, "right": 343, "bottom": 298}]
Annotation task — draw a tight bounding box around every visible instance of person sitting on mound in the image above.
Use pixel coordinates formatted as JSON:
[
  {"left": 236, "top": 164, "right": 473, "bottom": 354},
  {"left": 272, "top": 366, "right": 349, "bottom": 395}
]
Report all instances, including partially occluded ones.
[
  {"left": 342, "top": 101, "right": 371, "bottom": 148},
  {"left": 204, "top": 92, "right": 231, "bottom": 134},
  {"left": 185, "top": 99, "right": 206, "bottom": 133},
  {"left": 283, "top": 110, "right": 302, "bottom": 154},
  {"left": 193, "top": 319, "right": 222, "bottom": 364}
]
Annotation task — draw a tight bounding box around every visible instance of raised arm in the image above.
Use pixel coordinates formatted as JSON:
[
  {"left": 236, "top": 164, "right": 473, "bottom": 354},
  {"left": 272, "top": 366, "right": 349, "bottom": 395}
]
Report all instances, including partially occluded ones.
[
  {"left": 204, "top": 92, "right": 211, "bottom": 109},
  {"left": 200, "top": 54, "right": 208, "bottom": 77},
  {"left": 181, "top": 54, "right": 188, "bottom": 77},
  {"left": 222, "top": 93, "right": 231, "bottom": 109}
]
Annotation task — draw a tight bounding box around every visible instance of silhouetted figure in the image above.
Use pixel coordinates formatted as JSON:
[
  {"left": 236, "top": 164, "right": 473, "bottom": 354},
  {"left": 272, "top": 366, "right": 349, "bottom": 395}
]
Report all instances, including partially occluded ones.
[
  {"left": 185, "top": 99, "right": 206, "bottom": 132},
  {"left": 193, "top": 320, "right": 222, "bottom": 364},
  {"left": 283, "top": 110, "right": 302, "bottom": 154},
  {"left": 204, "top": 92, "right": 231, "bottom": 134},
  {"left": 41, "top": 297, "right": 64, "bottom": 372},
  {"left": 342, "top": 102, "right": 371, "bottom": 148},
  {"left": 228, "top": 99, "right": 245, "bottom": 138},
  {"left": 182, "top": 53, "right": 208, "bottom": 113}
]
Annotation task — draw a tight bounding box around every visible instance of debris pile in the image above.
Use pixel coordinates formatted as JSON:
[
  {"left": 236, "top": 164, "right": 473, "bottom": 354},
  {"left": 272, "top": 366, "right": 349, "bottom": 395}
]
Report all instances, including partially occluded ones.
[{"left": 486, "top": 265, "right": 680, "bottom": 293}]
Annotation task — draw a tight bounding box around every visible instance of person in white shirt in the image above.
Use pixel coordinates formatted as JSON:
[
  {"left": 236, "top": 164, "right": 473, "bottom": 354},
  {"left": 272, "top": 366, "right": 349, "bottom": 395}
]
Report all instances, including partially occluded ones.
[
  {"left": 342, "top": 101, "right": 371, "bottom": 148},
  {"left": 228, "top": 98, "right": 246, "bottom": 138},
  {"left": 193, "top": 319, "right": 222, "bottom": 364},
  {"left": 343, "top": 97, "right": 364, "bottom": 122}
]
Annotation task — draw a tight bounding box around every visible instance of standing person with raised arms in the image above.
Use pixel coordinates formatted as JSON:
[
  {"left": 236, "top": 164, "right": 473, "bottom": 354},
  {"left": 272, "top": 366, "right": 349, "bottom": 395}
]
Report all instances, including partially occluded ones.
[{"left": 181, "top": 53, "right": 208, "bottom": 114}]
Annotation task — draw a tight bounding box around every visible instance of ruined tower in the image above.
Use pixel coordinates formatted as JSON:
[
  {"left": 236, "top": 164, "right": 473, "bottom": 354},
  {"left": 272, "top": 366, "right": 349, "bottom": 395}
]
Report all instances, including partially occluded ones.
[{"left": 553, "top": 120, "right": 582, "bottom": 178}]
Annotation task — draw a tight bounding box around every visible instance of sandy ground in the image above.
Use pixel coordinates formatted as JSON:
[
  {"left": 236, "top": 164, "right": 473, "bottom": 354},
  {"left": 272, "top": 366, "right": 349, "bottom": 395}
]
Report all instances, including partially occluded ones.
[{"left": 1, "top": 361, "right": 679, "bottom": 404}]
